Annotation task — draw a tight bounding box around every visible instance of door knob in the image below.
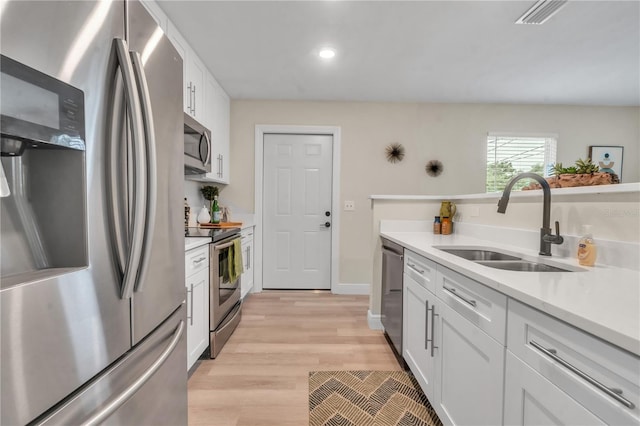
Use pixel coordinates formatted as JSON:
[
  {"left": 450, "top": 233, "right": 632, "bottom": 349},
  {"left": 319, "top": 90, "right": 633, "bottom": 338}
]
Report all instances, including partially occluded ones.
[{"left": 320, "top": 222, "right": 331, "bottom": 228}]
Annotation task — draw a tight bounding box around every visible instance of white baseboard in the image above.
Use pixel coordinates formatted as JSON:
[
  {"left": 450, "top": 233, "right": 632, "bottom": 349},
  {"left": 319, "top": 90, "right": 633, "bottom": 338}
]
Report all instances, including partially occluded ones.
[
  {"left": 332, "top": 282, "right": 370, "bottom": 295},
  {"left": 367, "top": 310, "right": 384, "bottom": 330}
]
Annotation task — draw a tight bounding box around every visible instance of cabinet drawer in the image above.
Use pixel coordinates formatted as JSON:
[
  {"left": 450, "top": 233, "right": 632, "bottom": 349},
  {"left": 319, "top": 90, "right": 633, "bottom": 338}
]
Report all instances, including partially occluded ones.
[
  {"left": 504, "top": 351, "right": 606, "bottom": 425},
  {"left": 404, "top": 250, "right": 437, "bottom": 294},
  {"left": 435, "top": 265, "right": 507, "bottom": 344},
  {"left": 185, "top": 245, "right": 209, "bottom": 277},
  {"left": 508, "top": 300, "right": 640, "bottom": 424}
]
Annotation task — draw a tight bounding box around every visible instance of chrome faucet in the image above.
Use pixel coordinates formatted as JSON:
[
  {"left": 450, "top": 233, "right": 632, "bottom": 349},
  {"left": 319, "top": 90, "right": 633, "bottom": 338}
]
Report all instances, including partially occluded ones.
[{"left": 497, "top": 172, "right": 564, "bottom": 256}]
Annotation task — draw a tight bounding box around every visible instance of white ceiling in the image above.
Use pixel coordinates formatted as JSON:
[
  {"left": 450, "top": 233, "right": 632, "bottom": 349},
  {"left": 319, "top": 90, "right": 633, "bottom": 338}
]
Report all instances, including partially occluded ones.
[{"left": 158, "top": 1, "right": 640, "bottom": 106}]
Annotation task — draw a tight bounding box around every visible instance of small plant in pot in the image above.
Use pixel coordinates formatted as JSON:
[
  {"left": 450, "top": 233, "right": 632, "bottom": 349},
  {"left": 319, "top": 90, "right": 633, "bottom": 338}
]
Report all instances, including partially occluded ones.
[
  {"left": 524, "top": 158, "right": 618, "bottom": 190},
  {"left": 200, "top": 185, "right": 219, "bottom": 220}
]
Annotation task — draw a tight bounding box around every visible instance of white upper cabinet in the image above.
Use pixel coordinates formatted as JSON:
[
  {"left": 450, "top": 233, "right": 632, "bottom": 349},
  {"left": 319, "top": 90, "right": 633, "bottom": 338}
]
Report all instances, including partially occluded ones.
[
  {"left": 152, "top": 1, "right": 231, "bottom": 184},
  {"left": 166, "top": 21, "right": 205, "bottom": 123},
  {"left": 206, "top": 74, "right": 230, "bottom": 184}
]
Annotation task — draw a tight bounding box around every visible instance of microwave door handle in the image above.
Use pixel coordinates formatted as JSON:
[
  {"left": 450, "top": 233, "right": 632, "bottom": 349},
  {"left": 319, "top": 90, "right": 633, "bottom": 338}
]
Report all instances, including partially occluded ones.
[
  {"left": 129, "top": 51, "right": 157, "bottom": 293},
  {"left": 112, "top": 39, "right": 146, "bottom": 300},
  {"left": 201, "top": 131, "right": 211, "bottom": 167}
]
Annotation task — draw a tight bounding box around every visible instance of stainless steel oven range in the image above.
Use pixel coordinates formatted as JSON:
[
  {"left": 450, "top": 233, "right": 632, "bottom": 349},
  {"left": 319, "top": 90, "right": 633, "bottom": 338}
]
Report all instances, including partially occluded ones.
[
  {"left": 209, "top": 229, "right": 242, "bottom": 357},
  {"left": 186, "top": 226, "right": 242, "bottom": 358}
]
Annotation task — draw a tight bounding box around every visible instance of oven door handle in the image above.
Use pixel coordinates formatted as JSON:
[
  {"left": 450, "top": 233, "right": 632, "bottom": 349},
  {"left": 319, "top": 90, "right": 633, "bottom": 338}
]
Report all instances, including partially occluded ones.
[{"left": 213, "top": 238, "right": 238, "bottom": 251}]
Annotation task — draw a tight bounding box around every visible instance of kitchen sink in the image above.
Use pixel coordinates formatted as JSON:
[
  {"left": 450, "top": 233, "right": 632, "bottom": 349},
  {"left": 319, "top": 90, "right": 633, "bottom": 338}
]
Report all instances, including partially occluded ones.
[
  {"left": 438, "top": 248, "right": 521, "bottom": 261},
  {"left": 436, "top": 246, "right": 581, "bottom": 272},
  {"left": 475, "top": 260, "right": 575, "bottom": 273}
]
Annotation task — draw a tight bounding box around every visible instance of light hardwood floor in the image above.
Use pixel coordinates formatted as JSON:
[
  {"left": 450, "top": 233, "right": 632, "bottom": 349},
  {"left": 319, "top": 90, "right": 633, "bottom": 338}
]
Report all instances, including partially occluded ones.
[{"left": 188, "top": 291, "right": 402, "bottom": 426}]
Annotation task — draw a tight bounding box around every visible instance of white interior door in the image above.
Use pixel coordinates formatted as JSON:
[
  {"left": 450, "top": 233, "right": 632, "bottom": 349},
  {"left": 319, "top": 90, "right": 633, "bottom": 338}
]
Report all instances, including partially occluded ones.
[{"left": 263, "top": 134, "right": 333, "bottom": 289}]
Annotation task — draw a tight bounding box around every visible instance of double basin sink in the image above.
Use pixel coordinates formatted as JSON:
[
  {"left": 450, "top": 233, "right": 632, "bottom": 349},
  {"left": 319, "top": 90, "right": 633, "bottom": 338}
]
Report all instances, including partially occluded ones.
[{"left": 436, "top": 248, "right": 582, "bottom": 273}]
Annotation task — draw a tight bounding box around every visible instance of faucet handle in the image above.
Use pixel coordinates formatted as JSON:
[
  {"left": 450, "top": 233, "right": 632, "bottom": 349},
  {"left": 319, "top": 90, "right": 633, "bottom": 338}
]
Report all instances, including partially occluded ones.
[{"left": 552, "top": 221, "right": 564, "bottom": 244}]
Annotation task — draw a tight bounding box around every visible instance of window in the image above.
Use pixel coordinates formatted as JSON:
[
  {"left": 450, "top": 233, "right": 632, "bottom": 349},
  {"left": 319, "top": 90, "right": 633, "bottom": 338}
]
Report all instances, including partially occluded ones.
[{"left": 486, "top": 134, "right": 557, "bottom": 192}]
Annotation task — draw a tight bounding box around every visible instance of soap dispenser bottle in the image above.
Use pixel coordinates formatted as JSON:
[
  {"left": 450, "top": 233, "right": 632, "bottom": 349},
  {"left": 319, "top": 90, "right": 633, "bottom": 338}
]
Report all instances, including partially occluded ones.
[{"left": 577, "top": 225, "right": 597, "bottom": 266}]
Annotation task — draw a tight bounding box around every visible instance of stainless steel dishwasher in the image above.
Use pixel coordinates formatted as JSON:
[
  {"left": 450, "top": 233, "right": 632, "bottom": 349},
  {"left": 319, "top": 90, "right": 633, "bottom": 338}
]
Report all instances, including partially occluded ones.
[{"left": 381, "top": 237, "right": 404, "bottom": 363}]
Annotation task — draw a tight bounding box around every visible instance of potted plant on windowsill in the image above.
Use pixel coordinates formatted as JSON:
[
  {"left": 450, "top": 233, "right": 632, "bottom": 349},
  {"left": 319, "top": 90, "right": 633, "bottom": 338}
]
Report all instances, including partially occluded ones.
[{"left": 522, "top": 158, "right": 619, "bottom": 190}]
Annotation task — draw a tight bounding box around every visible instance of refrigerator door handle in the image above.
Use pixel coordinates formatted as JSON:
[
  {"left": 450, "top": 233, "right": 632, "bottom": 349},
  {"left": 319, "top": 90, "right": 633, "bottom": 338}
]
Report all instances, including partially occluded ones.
[
  {"left": 80, "top": 320, "right": 185, "bottom": 426},
  {"left": 129, "top": 51, "right": 157, "bottom": 293},
  {"left": 109, "top": 38, "right": 146, "bottom": 299}
]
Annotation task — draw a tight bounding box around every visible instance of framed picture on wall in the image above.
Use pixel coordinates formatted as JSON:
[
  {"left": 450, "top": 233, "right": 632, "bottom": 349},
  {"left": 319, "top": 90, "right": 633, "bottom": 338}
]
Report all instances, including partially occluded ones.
[{"left": 589, "top": 145, "right": 624, "bottom": 181}]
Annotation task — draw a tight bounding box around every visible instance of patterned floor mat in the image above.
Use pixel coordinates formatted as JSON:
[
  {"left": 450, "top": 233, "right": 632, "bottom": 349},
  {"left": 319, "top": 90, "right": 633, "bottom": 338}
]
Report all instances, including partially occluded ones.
[{"left": 309, "top": 371, "right": 443, "bottom": 426}]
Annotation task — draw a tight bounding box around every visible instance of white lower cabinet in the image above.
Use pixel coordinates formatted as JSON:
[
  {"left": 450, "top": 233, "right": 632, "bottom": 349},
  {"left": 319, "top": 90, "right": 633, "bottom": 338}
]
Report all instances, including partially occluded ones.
[
  {"left": 403, "top": 272, "right": 436, "bottom": 400},
  {"left": 403, "top": 250, "right": 506, "bottom": 426},
  {"left": 506, "top": 300, "right": 639, "bottom": 425},
  {"left": 185, "top": 245, "right": 210, "bottom": 370},
  {"left": 435, "top": 300, "right": 505, "bottom": 426},
  {"left": 400, "top": 248, "right": 639, "bottom": 426},
  {"left": 504, "top": 351, "right": 606, "bottom": 425},
  {"left": 240, "top": 227, "right": 254, "bottom": 298}
]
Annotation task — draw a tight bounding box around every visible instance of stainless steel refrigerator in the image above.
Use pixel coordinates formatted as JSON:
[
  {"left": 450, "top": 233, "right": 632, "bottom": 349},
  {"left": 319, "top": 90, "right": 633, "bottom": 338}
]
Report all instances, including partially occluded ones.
[{"left": 0, "top": 1, "right": 186, "bottom": 424}]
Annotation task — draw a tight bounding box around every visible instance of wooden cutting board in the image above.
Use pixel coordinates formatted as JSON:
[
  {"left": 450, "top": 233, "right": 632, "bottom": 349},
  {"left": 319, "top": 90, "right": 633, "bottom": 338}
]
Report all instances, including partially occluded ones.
[{"left": 199, "top": 222, "right": 243, "bottom": 228}]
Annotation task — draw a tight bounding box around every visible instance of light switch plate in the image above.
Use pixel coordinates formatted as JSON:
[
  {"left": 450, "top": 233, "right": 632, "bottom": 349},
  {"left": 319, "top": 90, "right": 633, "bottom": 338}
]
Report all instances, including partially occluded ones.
[{"left": 344, "top": 200, "right": 355, "bottom": 211}]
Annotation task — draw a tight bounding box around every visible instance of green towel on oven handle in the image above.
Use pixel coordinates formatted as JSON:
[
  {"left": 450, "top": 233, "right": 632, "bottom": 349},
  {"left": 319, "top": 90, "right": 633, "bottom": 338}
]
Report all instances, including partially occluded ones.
[{"left": 228, "top": 238, "right": 244, "bottom": 284}]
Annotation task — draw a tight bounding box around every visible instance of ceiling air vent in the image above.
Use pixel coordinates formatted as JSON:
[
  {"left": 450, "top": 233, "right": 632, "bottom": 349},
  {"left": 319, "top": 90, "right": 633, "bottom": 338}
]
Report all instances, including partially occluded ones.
[{"left": 516, "top": 0, "right": 568, "bottom": 25}]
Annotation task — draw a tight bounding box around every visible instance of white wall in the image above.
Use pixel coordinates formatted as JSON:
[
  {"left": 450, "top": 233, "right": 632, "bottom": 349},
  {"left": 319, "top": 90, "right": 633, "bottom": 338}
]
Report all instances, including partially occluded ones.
[{"left": 224, "top": 100, "right": 640, "bottom": 287}]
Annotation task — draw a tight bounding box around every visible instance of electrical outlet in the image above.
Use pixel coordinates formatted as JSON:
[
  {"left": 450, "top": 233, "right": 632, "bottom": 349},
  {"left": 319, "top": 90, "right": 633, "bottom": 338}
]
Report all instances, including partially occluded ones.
[
  {"left": 470, "top": 206, "right": 480, "bottom": 217},
  {"left": 344, "top": 200, "right": 355, "bottom": 211}
]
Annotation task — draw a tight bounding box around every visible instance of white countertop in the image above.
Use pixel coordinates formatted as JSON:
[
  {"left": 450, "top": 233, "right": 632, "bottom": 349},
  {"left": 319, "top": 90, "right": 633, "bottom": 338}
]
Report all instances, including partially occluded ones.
[
  {"left": 184, "top": 237, "right": 211, "bottom": 251},
  {"left": 380, "top": 230, "right": 640, "bottom": 356}
]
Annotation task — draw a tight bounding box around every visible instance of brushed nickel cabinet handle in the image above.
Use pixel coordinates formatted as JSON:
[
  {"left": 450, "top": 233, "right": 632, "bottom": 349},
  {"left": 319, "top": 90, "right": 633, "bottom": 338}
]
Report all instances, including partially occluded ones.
[
  {"left": 187, "top": 284, "right": 194, "bottom": 325},
  {"left": 443, "top": 285, "right": 477, "bottom": 307},
  {"left": 530, "top": 340, "right": 635, "bottom": 409},
  {"left": 407, "top": 263, "right": 425, "bottom": 275},
  {"left": 428, "top": 304, "right": 438, "bottom": 357},
  {"left": 424, "top": 300, "right": 429, "bottom": 350}
]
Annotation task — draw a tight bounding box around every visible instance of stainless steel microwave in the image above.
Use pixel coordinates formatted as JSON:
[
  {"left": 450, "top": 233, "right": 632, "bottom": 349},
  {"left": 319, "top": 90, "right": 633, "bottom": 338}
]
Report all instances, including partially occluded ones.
[{"left": 184, "top": 113, "right": 211, "bottom": 175}]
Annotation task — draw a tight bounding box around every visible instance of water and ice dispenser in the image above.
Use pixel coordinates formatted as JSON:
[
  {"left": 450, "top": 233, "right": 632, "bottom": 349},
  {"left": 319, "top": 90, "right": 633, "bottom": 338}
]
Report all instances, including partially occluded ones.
[{"left": 0, "top": 54, "right": 88, "bottom": 288}]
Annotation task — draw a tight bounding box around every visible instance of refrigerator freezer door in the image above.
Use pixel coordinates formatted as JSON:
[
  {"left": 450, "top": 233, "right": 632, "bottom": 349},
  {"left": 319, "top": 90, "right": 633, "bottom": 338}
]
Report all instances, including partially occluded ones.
[
  {"left": 0, "top": 3, "right": 131, "bottom": 425},
  {"left": 126, "top": 0, "right": 185, "bottom": 345},
  {"left": 36, "top": 305, "right": 187, "bottom": 426}
]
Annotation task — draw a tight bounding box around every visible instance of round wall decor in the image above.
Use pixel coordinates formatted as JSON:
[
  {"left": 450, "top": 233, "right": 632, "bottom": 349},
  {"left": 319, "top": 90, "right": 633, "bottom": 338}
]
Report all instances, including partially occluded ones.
[
  {"left": 425, "top": 160, "right": 443, "bottom": 177},
  {"left": 385, "top": 143, "right": 405, "bottom": 163}
]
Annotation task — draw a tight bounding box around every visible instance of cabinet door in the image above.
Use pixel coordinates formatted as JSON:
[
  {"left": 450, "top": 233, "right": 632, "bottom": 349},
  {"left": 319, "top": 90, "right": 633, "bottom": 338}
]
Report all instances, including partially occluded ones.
[
  {"left": 240, "top": 228, "right": 254, "bottom": 298},
  {"left": 188, "top": 55, "right": 206, "bottom": 122},
  {"left": 165, "top": 22, "right": 190, "bottom": 115},
  {"left": 186, "top": 268, "right": 209, "bottom": 370},
  {"left": 403, "top": 273, "right": 436, "bottom": 400},
  {"left": 211, "top": 76, "right": 230, "bottom": 183},
  {"left": 504, "top": 351, "right": 606, "bottom": 426},
  {"left": 435, "top": 301, "right": 505, "bottom": 426},
  {"left": 507, "top": 300, "right": 639, "bottom": 424}
]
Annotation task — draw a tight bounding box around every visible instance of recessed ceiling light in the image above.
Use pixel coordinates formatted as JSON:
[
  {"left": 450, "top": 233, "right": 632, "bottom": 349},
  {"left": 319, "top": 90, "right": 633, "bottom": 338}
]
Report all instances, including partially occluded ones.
[{"left": 319, "top": 48, "right": 336, "bottom": 59}]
